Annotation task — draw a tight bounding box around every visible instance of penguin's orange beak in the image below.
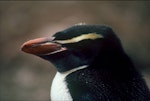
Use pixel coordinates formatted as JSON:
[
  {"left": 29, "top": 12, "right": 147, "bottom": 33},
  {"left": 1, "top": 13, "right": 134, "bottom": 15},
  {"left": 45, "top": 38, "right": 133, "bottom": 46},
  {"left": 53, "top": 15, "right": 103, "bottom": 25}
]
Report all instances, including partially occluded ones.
[{"left": 21, "top": 37, "right": 66, "bottom": 55}]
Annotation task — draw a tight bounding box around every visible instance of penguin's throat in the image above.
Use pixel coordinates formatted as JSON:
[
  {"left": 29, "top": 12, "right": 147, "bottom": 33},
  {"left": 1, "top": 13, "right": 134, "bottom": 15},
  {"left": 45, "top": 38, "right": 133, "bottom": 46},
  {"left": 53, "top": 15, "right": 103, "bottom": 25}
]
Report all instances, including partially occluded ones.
[{"left": 61, "top": 65, "right": 88, "bottom": 76}]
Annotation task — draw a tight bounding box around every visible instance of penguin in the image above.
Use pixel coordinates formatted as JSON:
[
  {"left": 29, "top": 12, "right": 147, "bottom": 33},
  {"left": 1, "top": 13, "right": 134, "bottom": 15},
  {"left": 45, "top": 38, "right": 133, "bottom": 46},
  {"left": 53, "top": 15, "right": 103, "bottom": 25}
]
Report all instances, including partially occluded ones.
[{"left": 21, "top": 24, "right": 150, "bottom": 101}]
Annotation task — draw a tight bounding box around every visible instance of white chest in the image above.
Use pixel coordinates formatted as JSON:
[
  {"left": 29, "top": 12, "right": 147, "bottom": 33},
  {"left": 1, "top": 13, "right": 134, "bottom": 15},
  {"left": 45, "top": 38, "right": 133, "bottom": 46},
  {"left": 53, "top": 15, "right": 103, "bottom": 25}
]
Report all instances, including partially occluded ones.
[
  {"left": 50, "top": 72, "right": 73, "bottom": 101},
  {"left": 50, "top": 65, "right": 88, "bottom": 101}
]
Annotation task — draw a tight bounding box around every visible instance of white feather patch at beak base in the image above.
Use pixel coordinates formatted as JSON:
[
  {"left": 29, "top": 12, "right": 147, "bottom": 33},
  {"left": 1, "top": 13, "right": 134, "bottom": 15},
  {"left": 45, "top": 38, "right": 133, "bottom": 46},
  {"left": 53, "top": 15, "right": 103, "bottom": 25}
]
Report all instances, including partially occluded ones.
[{"left": 54, "top": 33, "right": 103, "bottom": 44}]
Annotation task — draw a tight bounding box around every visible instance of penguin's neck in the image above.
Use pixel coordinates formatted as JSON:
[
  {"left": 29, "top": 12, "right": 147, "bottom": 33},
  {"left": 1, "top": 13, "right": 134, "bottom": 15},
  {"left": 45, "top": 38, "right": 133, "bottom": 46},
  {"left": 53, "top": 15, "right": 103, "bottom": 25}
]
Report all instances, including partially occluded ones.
[{"left": 50, "top": 65, "right": 88, "bottom": 101}]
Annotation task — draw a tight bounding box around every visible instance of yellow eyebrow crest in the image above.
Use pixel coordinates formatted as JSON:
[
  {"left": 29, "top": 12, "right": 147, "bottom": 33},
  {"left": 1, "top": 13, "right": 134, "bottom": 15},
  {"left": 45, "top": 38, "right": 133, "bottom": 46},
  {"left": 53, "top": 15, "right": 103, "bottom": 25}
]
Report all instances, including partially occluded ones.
[{"left": 54, "top": 33, "right": 103, "bottom": 44}]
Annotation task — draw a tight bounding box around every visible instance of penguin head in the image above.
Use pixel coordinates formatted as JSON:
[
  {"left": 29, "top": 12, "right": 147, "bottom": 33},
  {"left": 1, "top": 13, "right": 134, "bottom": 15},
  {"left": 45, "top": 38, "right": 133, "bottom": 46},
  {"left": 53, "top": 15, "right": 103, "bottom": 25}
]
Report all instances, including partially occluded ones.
[{"left": 21, "top": 24, "right": 123, "bottom": 72}]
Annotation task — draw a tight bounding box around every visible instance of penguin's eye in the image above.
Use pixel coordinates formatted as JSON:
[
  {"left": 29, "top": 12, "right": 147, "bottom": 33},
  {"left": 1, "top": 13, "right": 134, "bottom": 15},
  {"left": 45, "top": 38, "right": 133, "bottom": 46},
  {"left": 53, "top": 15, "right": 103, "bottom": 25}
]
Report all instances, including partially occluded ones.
[{"left": 54, "top": 33, "right": 103, "bottom": 44}]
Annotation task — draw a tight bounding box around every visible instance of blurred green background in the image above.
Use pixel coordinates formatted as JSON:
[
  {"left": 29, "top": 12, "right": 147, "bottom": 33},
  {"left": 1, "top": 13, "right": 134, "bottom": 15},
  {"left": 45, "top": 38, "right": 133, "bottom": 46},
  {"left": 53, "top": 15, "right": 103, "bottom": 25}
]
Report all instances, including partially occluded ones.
[{"left": 0, "top": 1, "right": 150, "bottom": 101}]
